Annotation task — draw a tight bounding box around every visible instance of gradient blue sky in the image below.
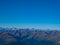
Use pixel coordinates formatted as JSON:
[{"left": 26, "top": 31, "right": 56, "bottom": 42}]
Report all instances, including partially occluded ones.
[{"left": 0, "top": 0, "right": 60, "bottom": 29}]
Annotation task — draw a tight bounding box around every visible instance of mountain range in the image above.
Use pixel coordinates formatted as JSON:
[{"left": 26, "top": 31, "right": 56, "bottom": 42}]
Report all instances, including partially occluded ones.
[{"left": 0, "top": 27, "right": 60, "bottom": 45}]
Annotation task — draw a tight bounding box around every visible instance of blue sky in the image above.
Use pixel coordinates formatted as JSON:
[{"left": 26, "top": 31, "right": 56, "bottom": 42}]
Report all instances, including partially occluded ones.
[{"left": 0, "top": 0, "right": 60, "bottom": 29}]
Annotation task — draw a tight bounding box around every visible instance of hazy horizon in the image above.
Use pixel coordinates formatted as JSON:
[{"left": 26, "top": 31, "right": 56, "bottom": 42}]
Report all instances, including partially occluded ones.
[{"left": 0, "top": 23, "right": 60, "bottom": 30}]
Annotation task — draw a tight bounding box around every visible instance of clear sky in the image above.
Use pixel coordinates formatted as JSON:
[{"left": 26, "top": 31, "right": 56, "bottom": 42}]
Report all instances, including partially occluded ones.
[{"left": 0, "top": 0, "right": 60, "bottom": 30}]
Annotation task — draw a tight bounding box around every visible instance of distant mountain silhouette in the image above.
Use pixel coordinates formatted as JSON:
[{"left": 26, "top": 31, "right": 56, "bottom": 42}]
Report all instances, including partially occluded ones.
[{"left": 0, "top": 27, "right": 60, "bottom": 45}]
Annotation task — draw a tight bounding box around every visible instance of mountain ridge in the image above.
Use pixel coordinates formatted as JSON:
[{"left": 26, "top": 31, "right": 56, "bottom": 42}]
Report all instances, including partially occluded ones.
[{"left": 0, "top": 27, "right": 60, "bottom": 45}]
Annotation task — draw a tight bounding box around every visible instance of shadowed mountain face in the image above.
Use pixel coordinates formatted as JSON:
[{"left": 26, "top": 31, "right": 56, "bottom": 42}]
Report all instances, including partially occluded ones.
[{"left": 0, "top": 28, "right": 60, "bottom": 45}]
